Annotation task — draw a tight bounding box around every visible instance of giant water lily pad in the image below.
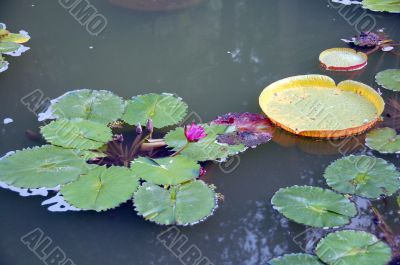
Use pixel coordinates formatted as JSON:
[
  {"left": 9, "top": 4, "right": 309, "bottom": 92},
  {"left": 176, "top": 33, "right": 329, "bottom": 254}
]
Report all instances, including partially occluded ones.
[
  {"left": 41, "top": 118, "right": 113, "bottom": 150},
  {"left": 134, "top": 180, "right": 216, "bottom": 225},
  {"left": 271, "top": 186, "right": 357, "bottom": 228},
  {"left": 319, "top": 48, "right": 368, "bottom": 71},
  {"left": 268, "top": 254, "right": 324, "bottom": 265},
  {"left": 362, "top": 0, "right": 400, "bottom": 13},
  {"left": 259, "top": 75, "right": 384, "bottom": 138},
  {"left": 366, "top": 127, "right": 400, "bottom": 154},
  {"left": 49, "top": 89, "right": 125, "bottom": 124},
  {"left": 122, "top": 93, "right": 188, "bottom": 128},
  {"left": 164, "top": 124, "right": 246, "bottom": 161},
  {"left": 130, "top": 156, "right": 200, "bottom": 185},
  {"left": 324, "top": 155, "right": 400, "bottom": 199},
  {"left": 61, "top": 166, "right": 139, "bottom": 211},
  {"left": 0, "top": 145, "right": 89, "bottom": 188},
  {"left": 375, "top": 69, "right": 400, "bottom": 91},
  {"left": 316, "top": 230, "right": 392, "bottom": 265}
]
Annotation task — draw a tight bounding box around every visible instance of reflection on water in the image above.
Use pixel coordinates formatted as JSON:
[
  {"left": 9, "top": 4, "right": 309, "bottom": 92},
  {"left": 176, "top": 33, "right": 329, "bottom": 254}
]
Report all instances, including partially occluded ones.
[{"left": 110, "top": 0, "right": 205, "bottom": 11}]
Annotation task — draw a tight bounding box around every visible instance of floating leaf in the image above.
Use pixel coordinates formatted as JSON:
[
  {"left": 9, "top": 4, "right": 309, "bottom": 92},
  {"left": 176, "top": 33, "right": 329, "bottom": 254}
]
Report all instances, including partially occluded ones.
[
  {"left": 0, "top": 32, "right": 30, "bottom": 43},
  {"left": 362, "top": 0, "right": 400, "bottom": 13},
  {"left": 131, "top": 156, "right": 200, "bottom": 185},
  {"left": 50, "top": 89, "right": 125, "bottom": 124},
  {"left": 366, "top": 127, "right": 400, "bottom": 154},
  {"left": 212, "top": 112, "right": 274, "bottom": 147},
  {"left": 375, "top": 69, "right": 400, "bottom": 91},
  {"left": 324, "top": 155, "right": 400, "bottom": 199},
  {"left": 41, "top": 118, "right": 112, "bottom": 150},
  {"left": 61, "top": 166, "right": 139, "bottom": 211},
  {"left": 0, "top": 59, "right": 8, "bottom": 73},
  {"left": 319, "top": 48, "right": 368, "bottom": 71},
  {"left": 268, "top": 254, "right": 324, "bottom": 265},
  {"left": 164, "top": 124, "right": 246, "bottom": 161},
  {"left": 271, "top": 186, "right": 357, "bottom": 228},
  {"left": 0, "top": 42, "right": 21, "bottom": 53},
  {"left": 134, "top": 180, "right": 217, "bottom": 225},
  {"left": 316, "top": 230, "right": 392, "bottom": 265},
  {"left": 122, "top": 93, "right": 188, "bottom": 128},
  {"left": 0, "top": 145, "right": 89, "bottom": 188}
]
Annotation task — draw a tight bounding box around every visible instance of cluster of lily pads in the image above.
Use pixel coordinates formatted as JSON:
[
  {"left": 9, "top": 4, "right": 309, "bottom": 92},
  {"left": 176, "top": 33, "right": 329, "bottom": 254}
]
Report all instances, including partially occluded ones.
[{"left": 0, "top": 23, "right": 30, "bottom": 73}]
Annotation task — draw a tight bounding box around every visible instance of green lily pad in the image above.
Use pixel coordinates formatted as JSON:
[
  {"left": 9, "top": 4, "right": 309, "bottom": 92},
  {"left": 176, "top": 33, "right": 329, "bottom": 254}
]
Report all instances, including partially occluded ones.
[
  {"left": 0, "top": 33, "right": 30, "bottom": 43},
  {"left": 164, "top": 124, "right": 246, "bottom": 161},
  {"left": 131, "top": 156, "right": 200, "bottom": 185},
  {"left": 271, "top": 186, "right": 357, "bottom": 228},
  {"left": 51, "top": 89, "right": 125, "bottom": 124},
  {"left": 268, "top": 254, "right": 324, "bottom": 265},
  {"left": 0, "top": 145, "right": 89, "bottom": 188},
  {"left": 134, "top": 180, "right": 217, "bottom": 225},
  {"left": 41, "top": 118, "right": 113, "bottom": 150},
  {"left": 324, "top": 155, "right": 400, "bottom": 199},
  {"left": 316, "top": 230, "right": 392, "bottom": 265},
  {"left": 122, "top": 93, "right": 188, "bottom": 128},
  {"left": 366, "top": 127, "right": 400, "bottom": 154},
  {"left": 376, "top": 69, "right": 400, "bottom": 91},
  {"left": 0, "top": 42, "right": 21, "bottom": 53},
  {"left": 61, "top": 166, "right": 139, "bottom": 211},
  {"left": 362, "top": 0, "right": 400, "bottom": 13}
]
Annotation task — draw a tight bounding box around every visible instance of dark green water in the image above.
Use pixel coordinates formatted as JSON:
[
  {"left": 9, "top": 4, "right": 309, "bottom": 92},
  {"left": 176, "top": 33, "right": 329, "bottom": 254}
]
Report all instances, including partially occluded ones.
[{"left": 0, "top": 0, "right": 399, "bottom": 264}]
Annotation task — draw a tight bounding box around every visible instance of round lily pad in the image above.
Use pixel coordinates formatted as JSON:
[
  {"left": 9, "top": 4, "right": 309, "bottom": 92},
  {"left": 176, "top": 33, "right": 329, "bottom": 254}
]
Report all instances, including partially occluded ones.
[
  {"left": 268, "top": 254, "right": 324, "bottom": 265},
  {"left": 375, "top": 69, "right": 400, "bottom": 91},
  {"left": 324, "top": 155, "right": 400, "bottom": 199},
  {"left": 122, "top": 93, "right": 188, "bottom": 128},
  {"left": 41, "top": 118, "right": 113, "bottom": 150},
  {"left": 51, "top": 89, "right": 125, "bottom": 124},
  {"left": 0, "top": 145, "right": 89, "bottom": 188},
  {"left": 61, "top": 166, "right": 139, "bottom": 211},
  {"left": 316, "top": 230, "right": 392, "bottom": 265},
  {"left": 366, "top": 127, "right": 400, "bottom": 154},
  {"left": 131, "top": 156, "right": 200, "bottom": 185},
  {"left": 362, "top": 0, "right": 400, "bottom": 13},
  {"left": 134, "top": 180, "right": 217, "bottom": 225},
  {"left": 271, "top": 185, "right": 357, "bottom": 228},
  {"left": 319, "top": 48, "right": 368, "bottom": 71}
]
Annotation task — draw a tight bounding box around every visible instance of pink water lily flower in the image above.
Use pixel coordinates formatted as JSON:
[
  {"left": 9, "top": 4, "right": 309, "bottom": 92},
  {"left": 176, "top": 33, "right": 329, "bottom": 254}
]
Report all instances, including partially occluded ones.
[{"left": 184, "top": 123, "right": 207, "bottom": 142}]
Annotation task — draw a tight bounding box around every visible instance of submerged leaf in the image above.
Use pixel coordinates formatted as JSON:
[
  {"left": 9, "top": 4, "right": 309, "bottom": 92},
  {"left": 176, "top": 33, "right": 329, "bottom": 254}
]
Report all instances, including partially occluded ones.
[
  {"left": 375, "top": 69, "right": 400, "bottom": 92},
  {"left": 268, "top": 254, "right": 324, "bottom": 265},
  {"left": 362, "top": 0, "right": 400, "bottom": 13},
  {"left": 316, "top": 230, "right": 392, "bottom": 265},
  {"left": 271, "top": 185, "right": 357, "bottom": 228},
  {"left": 366, "top": 127, "right": 400, "bottom": 154},
  {"left": 122, "top": 93, "right": 188, "bottom": 128},
  {"left": 131, "top": 156, "right": 200, "bottom": 185},
  {"left": 0, "top": 145, "right": 89, "bottom": 188},
  {"left": 41, "top": 118, "right": 113, "bottom": 150},
  {"left": 324, "top": 155, "right": 400, "bottom": 199},
  {"left": 134, "top": 180, "right": 217, "bottom": 225},
  {"left": 61, "top": 166, "right": 139, "bottom": 211}
]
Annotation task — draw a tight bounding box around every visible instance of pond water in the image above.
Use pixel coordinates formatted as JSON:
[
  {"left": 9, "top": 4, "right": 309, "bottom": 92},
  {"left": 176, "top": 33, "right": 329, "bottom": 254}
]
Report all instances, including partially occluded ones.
[{"left": 0, "top": 0, "right": 399, "bottom": 264}]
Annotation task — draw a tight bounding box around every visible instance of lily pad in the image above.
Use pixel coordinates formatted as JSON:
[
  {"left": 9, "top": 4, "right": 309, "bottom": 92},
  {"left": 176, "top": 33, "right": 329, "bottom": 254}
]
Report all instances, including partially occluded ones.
[
  {"left": 41, "top": 118, "right": 113, "bottom": 150},
  {"left": 319, "top": 48, "right": 368, "bottom": 71},
  {"left": 0, "top": 32, "right": 30, "bottom": 43},
  {"left": 268, "top": 254, "right": 324, "bottom": 265},
  {"left": 271, "top": 186, "right": 357, "bottom": 228},
  {"left": 130, "top": 156, "right": 200, "bottom": 185},
  {"left": 324, "top": 155, "right": 400, "bottom": 199},
  {"left": 50, "top": 89, "right": 125, "bottom": 124},
  {"left": 316, "top": 230, "right": 392, "bottom": 265},
  {"left": 0, "top": 59, "right": 9, "bottom": 73},
  {"left": 122, "top": 93, "right": 188, "bottom": 128},
  {"left": 366, "top": 127, "right": 400, "bottom": 154},
  {"left": 61, "top": 166, "right": 139, "bottom": 211},
  {"left": 134, "top": 180, "right": 217, "bottom": 225},
  {"left": 362, "top": 0, "right": 400, "bottom": 13},
  {"left": 0, "top": 42, "right": 21, "bottom": 53},
  {"left": 164, "top": 124, "right": 246, "bottom": 161},
  {"left": 375, "top": 69, "right": 400, "bottom": 91},
  {"left": 0, "top": 145, "right": 89, "bottom": 188}
]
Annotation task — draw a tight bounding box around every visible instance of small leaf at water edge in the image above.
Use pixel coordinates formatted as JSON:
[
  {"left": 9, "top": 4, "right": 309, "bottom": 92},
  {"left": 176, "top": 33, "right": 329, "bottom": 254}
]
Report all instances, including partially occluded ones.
[
  {"left": 61, "top": 166, "right": 139, "bottom": 211},
  {"left": 131, "top": 156, "right": 200, "bottom": 185},
  {"left": 41, "top": 118, "right": 113, "bottom": 150},
  {"left": 164, "top": 124, "right": 246, "bottom": 161},
  {"left": 122, "top": 93, "right": 188, "bottom": 128},
  {"left": 0, "top": 42, "right": 21, "bottom": 53},
  {"left": 50, "top": 89, "right": 125, "bottom": 124},
  {"left": 134, "top": 180, "right": 217, "bottom": 225},
  {"left": 271, "top": 185, "right": 357, "bottom": 228},
  {"left": 268, "top": 254, "right": 324, "bottom": 265},
  {"left": 375, "top": 69, "right": 400, "bottom": 91},
  {"left": 0, "top": 145, "right": 89, "bottom": 188},
  {"left": 362, "top": 0, "right": 400, "bottom": 13},
  {"left": 366, "top": 127, "right": 400, "bottom": 154},
  {"left": 324, "top": 155, "right": 400, "bottom": 199},
  {"left": 0, "top": 59, "right": 9, "bottom": 73},
  {"left": 316, "top": 230, "right": 392, "bottom": 265},
  {"left": 0, "top": 32, "right": 30, "bottom": 43}
]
